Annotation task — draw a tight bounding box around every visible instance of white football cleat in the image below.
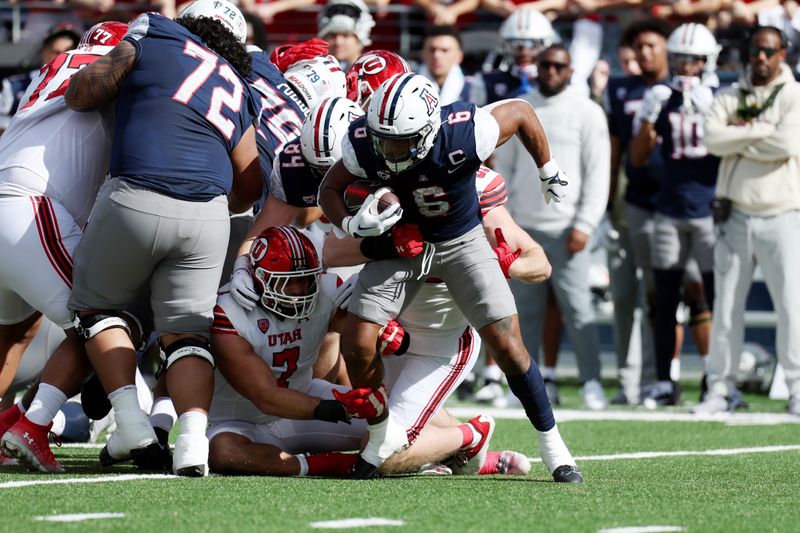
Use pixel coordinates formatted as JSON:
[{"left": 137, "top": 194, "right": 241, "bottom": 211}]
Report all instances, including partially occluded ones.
[
  {"left": 100, "top": 408, "right": 161, "bottom": 469},
  {"left": 581, "top": 379, "right": 608, "bottom": 410},
  {"left": 173, "top": 434, "right": 209, "bottom": 477}
]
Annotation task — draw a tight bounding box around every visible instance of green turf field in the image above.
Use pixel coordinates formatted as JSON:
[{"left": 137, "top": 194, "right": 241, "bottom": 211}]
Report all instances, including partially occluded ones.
[{"left": 2, "top": 380, "right": 799, "bottom": 532}]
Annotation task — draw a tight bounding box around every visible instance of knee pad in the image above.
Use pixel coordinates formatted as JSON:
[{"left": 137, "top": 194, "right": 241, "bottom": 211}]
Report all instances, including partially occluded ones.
[
  {"left": 159, "top": 338, "right": 215, "bottom": 373},
  {"left": 689, "top": 309, "right": 712, "bottom": 327},
  {"left": 73, "top": 310, "right": 131, "bottom": 342}
]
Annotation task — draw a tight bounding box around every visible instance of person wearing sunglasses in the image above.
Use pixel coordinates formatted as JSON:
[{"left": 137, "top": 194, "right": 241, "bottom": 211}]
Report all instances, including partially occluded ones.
[
  {"left": 701, "top": 26, "right": 800, "bottom": 417},
  {"left": 493, "top": 44, "right": 610, "bottom": 412}
]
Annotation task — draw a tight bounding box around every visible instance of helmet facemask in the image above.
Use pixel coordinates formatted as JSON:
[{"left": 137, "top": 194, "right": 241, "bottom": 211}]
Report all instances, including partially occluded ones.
[
  {"left": 368, "top": 124, "right": 434, "bottom": 173},
  {"left": 248, "top": 226, "right": 323, "bottom": 320}
]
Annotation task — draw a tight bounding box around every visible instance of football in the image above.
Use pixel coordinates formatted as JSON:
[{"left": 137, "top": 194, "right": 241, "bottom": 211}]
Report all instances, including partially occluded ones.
[{"left": 343, "top": 179, "right": 400, "bottom": 214}]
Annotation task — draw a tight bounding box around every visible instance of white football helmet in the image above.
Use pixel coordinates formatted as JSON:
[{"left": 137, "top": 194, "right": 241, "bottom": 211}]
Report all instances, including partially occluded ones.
[
  {"left": 667, "top": 23, "right": 721, "bottom": 81},
  {"left": 284, "top": 55, "right": 347, "bottom": 110},
  {"left": 317, "top": 0, "right": 375, "bottom": 46},
  {"left": 179, "top": 0, "right": 247, "bottom": 44},
  {"left": 367, "top": 73, "right": 441, "bottom": 174},
  {"left": 499, "top": 7, "right": 557, "bottom": 52},
  {"left": 300, "top": 97, "right": 364, "bottom": 176}
]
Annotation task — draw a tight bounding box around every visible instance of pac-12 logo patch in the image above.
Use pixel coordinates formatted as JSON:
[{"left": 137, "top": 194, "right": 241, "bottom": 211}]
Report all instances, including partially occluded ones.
[
  {"left": 419, "top": 88, "right": 438, "bottom": 116},
  {"left": 257, "top": 319, "right": 270, "bottom": 334}
]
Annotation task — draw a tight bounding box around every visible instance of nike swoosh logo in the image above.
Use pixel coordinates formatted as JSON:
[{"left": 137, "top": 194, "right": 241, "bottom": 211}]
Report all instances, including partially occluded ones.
[{"left": 447, "top": 164, "right": 465, "bottom": 175}]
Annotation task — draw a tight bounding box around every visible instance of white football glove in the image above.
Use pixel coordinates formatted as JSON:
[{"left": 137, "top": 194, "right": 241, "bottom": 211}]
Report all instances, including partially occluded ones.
[
  {"left": 640, "top": 84, "right": 673, "bottom": 123},
  {"left": 333, "top": 274, "right": 358, "bottom": 311},
  {"left": 687, "top": 84, "right": 714, "bottom": 115},
  {"left": 341, "top": 192, "right": 403, "bottom": 238},
  {"left": 230, "top": 256, "right": 258, "bottom": 311},
  {"left": 538, "top": 160, "right": 568, "bottom": 205}
]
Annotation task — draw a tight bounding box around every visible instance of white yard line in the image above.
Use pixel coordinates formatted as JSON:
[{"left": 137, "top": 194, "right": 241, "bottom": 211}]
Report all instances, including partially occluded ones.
[
  {"left": 598, "top": 527, "right": 686, "bottom": 533},
  {"left": 310, "top": 518, "right": 405, "bottom": 529},
  {"left": 525, "top": 444, "right": 800, "bottom": 464},
  {"left": 0, "top": 474, "right": 173, "bottom": 489},
  {"left": 33, "top": 512, "right": 125, "bottom": 523},
  {"left": 448, "top": 407, "right": 800, "bottom": 426}
]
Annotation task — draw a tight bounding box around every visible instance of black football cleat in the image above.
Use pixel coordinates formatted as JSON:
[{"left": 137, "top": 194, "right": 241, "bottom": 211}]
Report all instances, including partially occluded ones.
[
  {"left": 348, "top": 456, "right": 379, "bottom": 479},
  {"left": 154, "top": 427, "right": 173, "bottom": 472},
  {"left": 552, "top": 464, "right": 584, "bottom": 483}
]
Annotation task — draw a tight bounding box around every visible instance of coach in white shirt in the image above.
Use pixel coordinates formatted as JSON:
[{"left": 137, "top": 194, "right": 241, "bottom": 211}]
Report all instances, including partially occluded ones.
[{"left": 494, "top": 44, "right": 610, "bottom": 410}]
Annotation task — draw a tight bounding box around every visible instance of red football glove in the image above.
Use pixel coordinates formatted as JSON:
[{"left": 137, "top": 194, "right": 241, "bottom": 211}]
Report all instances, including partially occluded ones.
[
  {"left": 392, "top": 223, "right": 424, "bottom": 258},
  {"left": 269, "top": 38, "right": 330, "bottom": 72},
  {"left": 332, "top": 384, "right": 388, "bottom": 420},
  {"left": 377, "top": 320, "right": 410, "bottom": 356},
  {"left": 493, "top": 228, "right": 521, "bottom": 279}
]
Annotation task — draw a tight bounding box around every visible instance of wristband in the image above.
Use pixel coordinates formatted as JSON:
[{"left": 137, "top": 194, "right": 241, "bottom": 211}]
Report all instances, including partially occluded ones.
[{"left": 313, "top": 399, "right": 351, "bottom": 424}]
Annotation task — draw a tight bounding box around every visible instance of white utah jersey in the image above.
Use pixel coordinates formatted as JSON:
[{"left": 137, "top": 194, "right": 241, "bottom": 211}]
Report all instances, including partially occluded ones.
[
  {"left": 0, "top": 45, "right": 115, "bottom": 227},
  {"left": 209, "top": 273, "right": 340, "bottom": 425},
  {"left": 398, "top": 166, "right": 507, "bottom": 339}
]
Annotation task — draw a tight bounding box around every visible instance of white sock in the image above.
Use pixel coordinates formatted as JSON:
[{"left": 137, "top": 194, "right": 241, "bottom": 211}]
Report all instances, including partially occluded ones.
[
  {"left": 542, "top": 367, "right": 557, "bottom": 382},
  {"left": 51, "top": 410, "right": 66, "bottom": 436},
  {"left": 537, "top": 425, "right": 576, "bottom": 473},
  {"left": 25, "top": 383, "right": 67, "bottom": 427},
  {"left": 482, "top": 364, "right": 503, "bottom": 383},
  {"left": 108, "top": 385, "right": 140, "bottom": 414},
  {"left": 178, "top": 411, "right": 207, "bottom": 437},
  {"left": 670, "top": 358, "right": 681, "bottom": 382},
  {"left": 702, "top": 355, "right": 709, "bottom": 373},
  {"left": 295, "top": 454, "right": 309, "bottom": 477},
  {"left": 149, "top": 396, "right": 177, "bottom": 433}
]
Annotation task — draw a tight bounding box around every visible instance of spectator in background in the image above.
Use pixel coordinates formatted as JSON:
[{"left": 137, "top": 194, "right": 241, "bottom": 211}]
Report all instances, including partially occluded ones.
[
  {"left": 0, "top": 22, "right": 80, "bottom": 133},
  {"left": 629, "top": 23, "right": 721, "bottom": 408},
  {"left": 470, "top": 6, "right": 558, "bottom": 106},
  {"left": 494, "top": 45, "right": 610, "bottom": 410},
  {"left": 418, "top": 25, "right": 475, "bottom": 105},
  {"left": 414, "top": 0, "right": 479, "bottom": 26},
  {"left": 605, "top": 19, "right": 671, "bottom": 405},
  {"left": 698, "top": 26, "right": 800, "bottom": 416},
  {"left": 238, "top": 0, "right": 316, "bottom": 26},
  {"left": 318, "top": 0, "right": 375, "bottom": 70}
]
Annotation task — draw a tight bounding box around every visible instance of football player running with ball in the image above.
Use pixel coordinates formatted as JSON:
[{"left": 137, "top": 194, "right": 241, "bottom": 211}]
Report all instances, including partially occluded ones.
[{"left": 319, "top": 73, "right": 582, "bottom": 481}]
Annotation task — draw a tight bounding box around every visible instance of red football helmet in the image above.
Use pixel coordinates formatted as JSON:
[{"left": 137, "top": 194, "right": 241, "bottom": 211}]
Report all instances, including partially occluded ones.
[
  {"left": 248, "top": 226, "right": 322, "bottom": 320},
  {"left": 346, "top": 50, "right": 411, "bottom": 110},
  {"left": 79, "top": 21, "right": 129, "bottom": 48}
]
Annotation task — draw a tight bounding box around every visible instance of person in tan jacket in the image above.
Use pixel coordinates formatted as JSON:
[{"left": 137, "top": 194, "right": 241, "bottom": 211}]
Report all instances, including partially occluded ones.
[{"left": 696, "top": 26, "right": 800, "bottom": 416}]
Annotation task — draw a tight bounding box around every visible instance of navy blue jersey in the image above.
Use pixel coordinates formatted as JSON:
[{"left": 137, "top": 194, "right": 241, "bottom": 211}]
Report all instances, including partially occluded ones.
[
  {"left": 347, "top": 102, "right": 486, "bottom": 242},
  {"left": 0, "top": 71, "right": 36, "bottom": 119},
  {"left": 606, "top": 75, "right": 665, "bottom": 211},
  {"left": 110, "top": 13, "right": 257, "bottom": 201},
  {"left": 248, "top": 50, "right": 307, "bottom": 183},
  {"left": 479, "top": 70, "right": 530, "bottom": 105},
  {"left": 270, "top": 139, "right": 320, "bottom": 208},
  {"left": 653, "top": 90, "right": 720, "bottom": 219}
]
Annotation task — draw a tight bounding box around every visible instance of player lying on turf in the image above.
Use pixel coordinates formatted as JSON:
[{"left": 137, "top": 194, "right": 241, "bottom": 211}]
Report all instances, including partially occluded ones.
[{"left": 207, "top": 225, "right": 531, "bottom": 477}]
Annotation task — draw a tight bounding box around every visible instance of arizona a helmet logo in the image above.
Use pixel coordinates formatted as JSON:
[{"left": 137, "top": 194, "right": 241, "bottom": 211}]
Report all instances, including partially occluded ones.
[{"left": 419, "top": 88, "right": 438, "bottom": 116}]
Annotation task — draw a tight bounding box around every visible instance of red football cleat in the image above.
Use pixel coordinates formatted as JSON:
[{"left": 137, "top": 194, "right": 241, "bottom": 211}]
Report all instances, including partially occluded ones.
[
  {"left": 451, "top": 414, "right": 495, "bottom": 475},
  {"left": 0, "top": 404, "right": 22, "bottom": 456},
  {"left": 1, "top": 417, "right": 64, "bottom": 473}
]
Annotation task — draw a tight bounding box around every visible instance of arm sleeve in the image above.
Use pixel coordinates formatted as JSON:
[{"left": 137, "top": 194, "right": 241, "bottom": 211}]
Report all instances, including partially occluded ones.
[
  {"left": 473, "top": 106, "right": 501, "bottom": 161},
  {"left": 340, "top": 135, "right": 368, "bottom": 178},
  {"left": 269, "top": 162, "right": 288, "bottom": 203}
]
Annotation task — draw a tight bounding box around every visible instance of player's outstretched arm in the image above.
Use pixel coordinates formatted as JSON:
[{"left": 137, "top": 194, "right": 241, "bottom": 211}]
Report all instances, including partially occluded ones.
[
  {"left": 483, "top": 205, "right": 551, "bottom": 283},
  {"left": 65, "top": 41, "right": 136, "bottom": 112},
  {"left": 487, "top": 98, "right": 552, "bottom": 167},
  {"left": 212, "top": 331, "right": 328, "bottom": 420}
]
